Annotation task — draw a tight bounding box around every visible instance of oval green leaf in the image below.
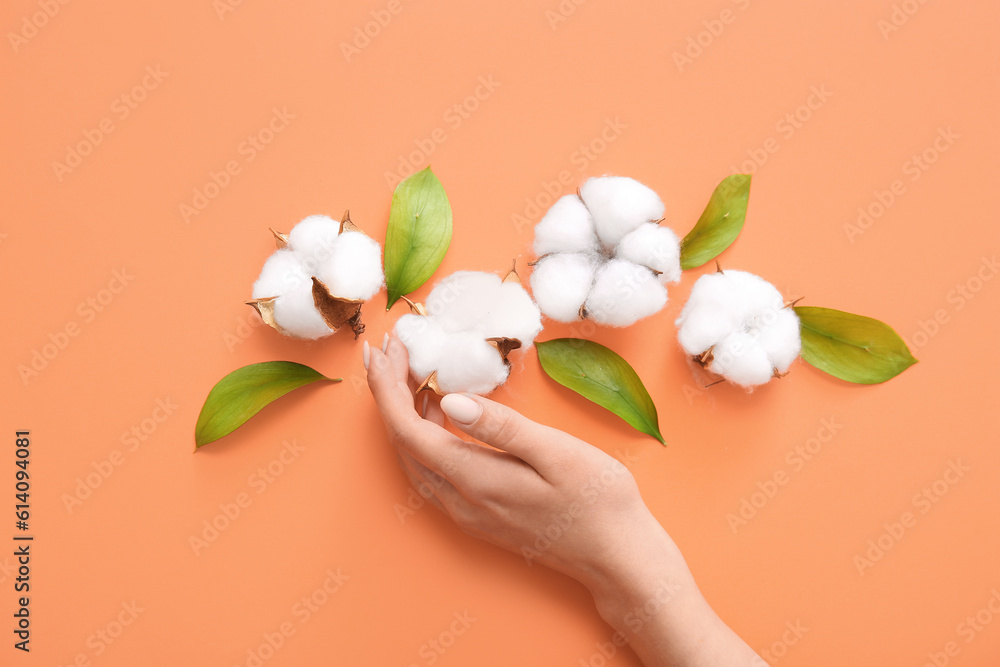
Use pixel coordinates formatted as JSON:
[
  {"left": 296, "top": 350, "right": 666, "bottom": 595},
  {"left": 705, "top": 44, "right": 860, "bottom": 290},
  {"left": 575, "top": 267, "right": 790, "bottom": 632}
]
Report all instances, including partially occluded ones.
[
  {"left": 679, "top": 174, "right": 751, "bottom": 270},
  {"left": 537, "top": 338, "right": 664, "bottom": 444},
  {"left": 195, "top": 361, "right": 340, "bottom": 448},
  {"left": 384, "top": 167, "right": 453, "bottom": 309},
  {"left": 795, "top": 306, "right": 918, "bottom": 384}
]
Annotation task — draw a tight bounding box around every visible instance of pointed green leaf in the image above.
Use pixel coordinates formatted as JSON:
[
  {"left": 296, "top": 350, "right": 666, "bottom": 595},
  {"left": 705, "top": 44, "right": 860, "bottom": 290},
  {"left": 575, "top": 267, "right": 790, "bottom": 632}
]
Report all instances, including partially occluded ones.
[
  {"left": 384, "top": 167, "right": 453, "bottom": 309},
  {"left": 536, "top": 338, "right": 665, "bottom": 444},
  {"left": 795, "top": 306, "right": 918, "bottom": 384},
  {"left": 680, "top": 174, "right": 751, "bottom": 270},
  {"left": 195, "top": 361, "right": 340, "bottom": 448}
]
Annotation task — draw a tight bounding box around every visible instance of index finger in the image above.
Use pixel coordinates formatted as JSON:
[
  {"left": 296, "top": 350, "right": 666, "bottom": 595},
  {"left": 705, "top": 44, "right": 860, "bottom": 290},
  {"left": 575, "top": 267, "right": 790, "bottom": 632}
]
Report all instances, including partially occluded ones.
[{"left": 366, "top": 337, "right": 480, "bottom": 479}]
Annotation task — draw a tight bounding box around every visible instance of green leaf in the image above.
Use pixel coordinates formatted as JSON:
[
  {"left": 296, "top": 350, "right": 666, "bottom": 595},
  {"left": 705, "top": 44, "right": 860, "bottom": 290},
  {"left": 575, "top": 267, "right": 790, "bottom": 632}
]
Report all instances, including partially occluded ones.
[
  {"left": 536, "top": 338, "right": 665, "bottom": 444},
  {"left": 384, "top": 167, "right": 453, "bottom": 309},
  {"left": 795, "top": 306, "right": 918, "bottom": 384},
  {"left": 679, "top": 174, "right": 752, "bottom": 270},
  {"left": 195, "top": 362, "right": 340, "bottom": 448}
]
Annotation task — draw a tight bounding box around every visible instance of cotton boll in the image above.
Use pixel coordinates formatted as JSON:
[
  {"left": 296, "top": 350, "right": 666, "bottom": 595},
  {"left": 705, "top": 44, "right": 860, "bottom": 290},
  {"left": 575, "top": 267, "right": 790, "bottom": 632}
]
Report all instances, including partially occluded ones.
[
  {"left": 433, "top": 332, "right": 511, "bottom": 395},
  {"left": 315, "top": 231, "right": 384, "bottom": 300},
  {"left": 478, "top": 282, "right": 543, "bottom": 345},
  {"left": 252, "top": 250, "right": 333, "bottom": 339},
  {"left": 579, "top": 176, "right": 665, "bottom": 249},
  {"left": 287, "top": 215, "right": 341, "bottom": 272},
  {"left": 529, "top": 253, "right": 599, "bottom": 323},
  {"left": 675, "top": 270, "right": 802, "bottom": 386},
  {"left": 709, "top": 332, "right": 775, "bottom": 388},
  {"left": 585, "top": 259, "right": 667, "bottom": 327},
  {"left": 394, "top": 314, "right": 448, "bottom": 381},
  {"left": 532, "top": 195, "right": 599, "bottom": 256},
  {"left": 614, "top": 223, "right": 682, "bottom": 284}
]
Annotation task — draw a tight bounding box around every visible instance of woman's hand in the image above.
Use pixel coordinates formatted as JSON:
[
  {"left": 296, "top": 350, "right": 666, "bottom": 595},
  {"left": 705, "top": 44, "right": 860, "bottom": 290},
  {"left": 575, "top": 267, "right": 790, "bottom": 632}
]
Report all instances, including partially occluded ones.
[{"left": 365, "top": 335, "right": 764, "bottom": 667}]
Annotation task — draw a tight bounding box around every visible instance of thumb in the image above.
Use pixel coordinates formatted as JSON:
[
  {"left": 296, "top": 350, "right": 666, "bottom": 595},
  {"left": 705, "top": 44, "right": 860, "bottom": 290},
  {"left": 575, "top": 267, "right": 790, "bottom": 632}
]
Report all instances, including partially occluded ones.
[{"left": 439, "top": 393, "right": 572, "bottom": 470}]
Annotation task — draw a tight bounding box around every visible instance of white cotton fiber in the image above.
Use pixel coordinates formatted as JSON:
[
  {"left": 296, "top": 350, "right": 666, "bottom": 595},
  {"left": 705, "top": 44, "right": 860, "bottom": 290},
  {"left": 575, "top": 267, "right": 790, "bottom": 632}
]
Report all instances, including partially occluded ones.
[
  {"left": 532, "top": 195, "right": 599, "bottom": 256},
  {"left": 394, "top": 314, "right": 448, "bottom": 381},
  {"left": 708, "top": 332, "right": 775, "bottom": 388},
  {"left": 253, "top": 249, "right": 303, "bottom": 299},
  {"left": 757, "top": 308, "right": 802, "bottom": 373},
  {"left": 315, "top": 231, "right": 384, "bottom": 300},
  {"left": 423, "top": 270, "right": 542, "bottom": 344},
  {"left": 579, "top": 176, "right": 665, "bottom": 249},
  {"left": 425, "top": 271, "right": 500, "bottom": 330},
  {"left": 251, "top": 213, "right": 384, "bottom": 339},
  {"left": 252, "top": 249, "right": 334, "bottom": 339},
  {"left": 287, "top": 215, "right": 341, "bottom": 272},
  {"left": 584, "top": 259, "right": 667, "bottom": 327},
  {"left": 529, "top": 253, "right": 599, "bottom": 323},
  {"left": 398, "top": 269, "right": 543, "bottom": 394},
  {"left": 529, "top": 175, "right": 677, "bottom": 329},
  {"left": 479, "top": 281, "right": 544, "bottom": 345},
  {"left": 675, "top": 270, "right": 801, "bottom": 387},
  {"left": 614, "top": 223, "right": 682, "bottom": 284},
  {"left": 432, "top": 331, "right": 511, "bottom": 395}
]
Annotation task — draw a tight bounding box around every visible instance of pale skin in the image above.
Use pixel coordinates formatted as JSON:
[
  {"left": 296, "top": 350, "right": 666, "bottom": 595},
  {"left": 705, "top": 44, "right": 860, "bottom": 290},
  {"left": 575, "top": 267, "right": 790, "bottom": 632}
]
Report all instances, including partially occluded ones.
[{"left": 365, "top": 335, "right": 765, "bottom": 667}]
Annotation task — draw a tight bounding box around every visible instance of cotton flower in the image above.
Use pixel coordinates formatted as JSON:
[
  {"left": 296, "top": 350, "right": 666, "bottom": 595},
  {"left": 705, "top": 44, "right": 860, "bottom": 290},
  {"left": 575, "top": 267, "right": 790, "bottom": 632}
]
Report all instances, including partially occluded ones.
[
  {"left": 393, "top": 265, "right": 542, "bottom": 394},
  {"left": 529, "top": 176, "right": 681, "bottom": 327},
  {"left": 249, "top": 213, "right": 384, "bottom": 339},
  {"left": 675, "top": 269, "right": 801, "bottom": 387}
]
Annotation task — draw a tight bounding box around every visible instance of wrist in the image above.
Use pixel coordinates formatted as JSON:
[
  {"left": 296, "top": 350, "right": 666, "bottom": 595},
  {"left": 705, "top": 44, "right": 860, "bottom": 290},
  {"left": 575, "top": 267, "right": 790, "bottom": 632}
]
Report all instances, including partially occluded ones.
[{"left": 582, "top": 509, "right": 708, "bottom": 635}]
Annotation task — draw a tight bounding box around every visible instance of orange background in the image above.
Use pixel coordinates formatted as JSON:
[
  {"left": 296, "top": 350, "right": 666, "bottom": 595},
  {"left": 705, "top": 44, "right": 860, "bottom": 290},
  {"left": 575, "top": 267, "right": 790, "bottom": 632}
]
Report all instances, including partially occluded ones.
[{"left": 3, "top": 1, "right": 999, "bottom": 665}]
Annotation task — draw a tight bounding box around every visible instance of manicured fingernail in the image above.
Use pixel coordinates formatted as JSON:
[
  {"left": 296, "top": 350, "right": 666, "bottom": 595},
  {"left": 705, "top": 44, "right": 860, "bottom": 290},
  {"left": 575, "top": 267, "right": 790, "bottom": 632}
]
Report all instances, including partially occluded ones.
[
  {"left": 382, "top": 332, "right": 389, "bottom": 353},
  {"left": 421, "top": 393, "right": 429, "bottom": 418},
  {"left": 363, "top": 340, "right": 370, "bottom": 370},
  {"left": 440, "top": 393, "right": 482, "bottom": 425}
]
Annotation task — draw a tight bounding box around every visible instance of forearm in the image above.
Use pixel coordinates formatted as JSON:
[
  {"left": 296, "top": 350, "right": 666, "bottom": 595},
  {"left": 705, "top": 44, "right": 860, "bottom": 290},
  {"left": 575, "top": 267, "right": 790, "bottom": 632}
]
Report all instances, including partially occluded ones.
[{"left": 583, "top": 511, "right": 763, "bottom": 667}]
